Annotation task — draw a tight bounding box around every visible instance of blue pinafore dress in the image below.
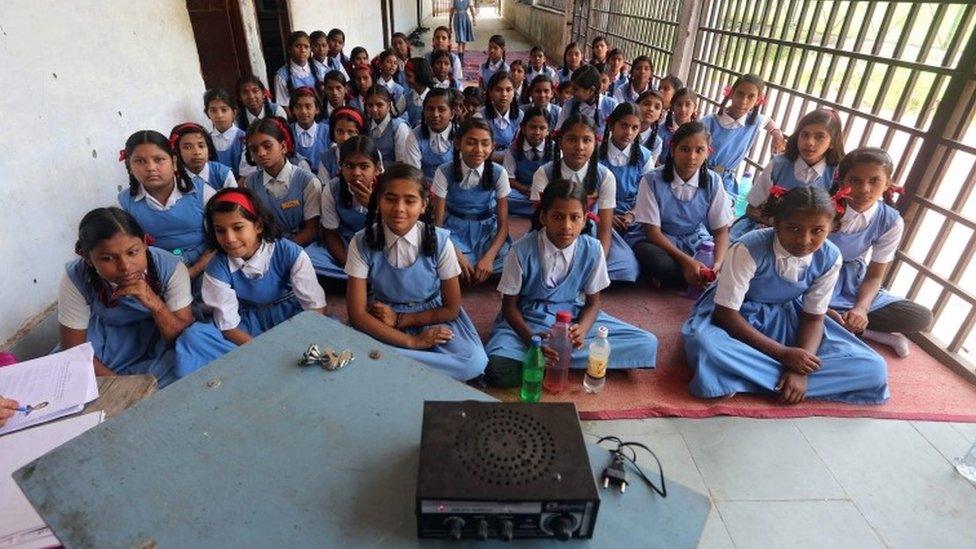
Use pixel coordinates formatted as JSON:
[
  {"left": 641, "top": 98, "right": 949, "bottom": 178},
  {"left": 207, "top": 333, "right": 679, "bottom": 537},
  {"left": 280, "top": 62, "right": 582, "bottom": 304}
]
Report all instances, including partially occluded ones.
[
  {"left": 452, "top": 0, "right": 475, "bottom": 43},
  {"left": 244, "top": 167, "right": 318, "bottom": 235},
  {"left": 118, "top": 180, "right": 209, "bottom": 268},
  {"left": 292, "top": 122, "right": 332, "bottom": 173},
  {"left": 701, "top": 113, "right": 765, "bottom": 198},
  {"left": 438, "top": 161, "right": 511, "bottom": 274},
  {"left": 682, "top": 228, "right": 889, "bottom": 404},
  {"left": 306, "top": 177, "right": 368, "bottom": 279},
  {"left": 601, "top": 144, "right": 652, "bottom": 246},
  {"left": 633, "top": 167, "right": 725, "bottom": 254},
  {"left": 485, "top": 231, "right": 658, "bottom": 368},
  {"left": 508, "top": 146, "right": 548, "bottom": 218},
  {"left": 414, "top": 126, "right": 455, "bottom": 182},
  {"left": 828, "top": 202, "right": 903, "bottom": 313},
  {"left": 355, "top": 226, "right": 487, "bottom": 380}
]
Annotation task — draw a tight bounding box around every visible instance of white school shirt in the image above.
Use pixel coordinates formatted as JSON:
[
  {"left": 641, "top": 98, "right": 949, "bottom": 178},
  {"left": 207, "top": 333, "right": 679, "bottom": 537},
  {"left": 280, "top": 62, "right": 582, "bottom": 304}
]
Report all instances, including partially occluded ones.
[
  {"left": 747, "top": 157, "right": 828, "bottom": 207},
  {"left": 715, "top": 111, "right": 778, "bottom": 132},
  {"left": 326, "top": 55, "right": 349, "bottom": 79},
  {"left": 605, "top": 141, "right": 655, "bottom": 174},
  {"left": 185, "top": 164, "right": 236, "bottom": 190},
  {"left": 201, "top": 241, "right": 327, "bottom": 331},
  {"left": 529, "top": 160, "right": 617, "bottom": 210},
  {"left": 488, "top": 105, "right": 514, "bottom": 131},
  {"left": 502, "top": 140, "right": 546, "bottom": 174},
  {"left": 431, "top": 162, "right": 511, "bottom": 199},
  {"left": 497, "top": 231, "right": 610, "bottom": 295},
  {"left": 294, "top": 121, "right": 320, "bottom": 148},
  {"left": 631, "top": 171, "right": 733, "bottom": 229},
  {"left": 612, "top": 81, "right": 652, "bottom": 104},
  {"left": 402, "top": 125, "right": 453, "bottom": 170},
  {"left": 637, "top": 127, "right": 662, "bottom": 164},
  {"left": 837, "top": 201, "right": 903, "bottom": 264},
  {"left": 130, "top": 181, "right": 217, "bottom": 211},
  {"left": 245, "top": 103, "right": 288, "bottom": 125},
  {"left": 58, "top": 262, "right": 193, "bottom": 330},
  {"left": 344, "top": 222, "right": 462, "bottom": 279},
  {"left": 319, "top": 179, "right": 367, "bottom": 230},
  {"left": 714, "top": 236, "right": 842, "bottom": 315},
  {"left": 261, "top": 161, "right": 322, "bottom": 221},
  {"left": 370, "top": 114, "right": 411, "bottom": 163},
  {"left": 274, "top": 61, "right": 312, "bottom": 106},
  {"left": 210, "top": 126, "right": 242, "bottom": 152}
]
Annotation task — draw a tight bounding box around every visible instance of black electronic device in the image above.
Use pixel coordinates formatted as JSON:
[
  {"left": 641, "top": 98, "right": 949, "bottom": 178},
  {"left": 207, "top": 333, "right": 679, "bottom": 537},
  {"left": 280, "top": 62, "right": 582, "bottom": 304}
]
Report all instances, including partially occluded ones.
[{"left": 416, "top": 401, "right": 599, "bottom": 541}]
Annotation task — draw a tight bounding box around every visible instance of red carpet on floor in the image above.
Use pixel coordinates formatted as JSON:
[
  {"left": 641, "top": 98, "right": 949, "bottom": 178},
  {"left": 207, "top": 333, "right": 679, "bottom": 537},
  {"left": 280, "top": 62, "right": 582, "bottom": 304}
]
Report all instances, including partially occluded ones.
[{"left": 459, "top": 50, "right": 530, "bottom": 85}]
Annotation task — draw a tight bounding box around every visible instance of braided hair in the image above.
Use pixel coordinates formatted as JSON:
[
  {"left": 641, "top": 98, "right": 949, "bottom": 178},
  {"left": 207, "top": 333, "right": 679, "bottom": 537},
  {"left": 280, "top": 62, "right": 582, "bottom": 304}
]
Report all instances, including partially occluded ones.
[
  {"left": 204, "top": 187, "right": 283, "bottom": 249},
  {"left": 565, "top": 65, "right": 601, "bottom": 121},
  {"left": 636, "top": 89, "right": 665, "bottom": 150},
  {"left": 718, "top": 73, "right": 765, "bottom": 126},
  {"left": 406, "top": 57, "right": 436, "bottom": 91},
  {"left": 661, "top": 121, "right": 711, "bottom": 188},
  {"left": 122, "top": 130, "right": 193, "bottom": 196},
  {"left": 75, "top": 207, "right": 164, "bottom": 307},
  {"left": 420, "top": 88, "right": 457, "bottom": 139},
  {"left": 288, "top": 86, "right": 324, "bottom": 123},
  {"left": 452, "top": 118, "right": 496, "bottom": 191},
  {"left": 336, "top": 135, "right": 381, "bottom": 209},
  {"left": 831, "top": 147, "right": 897, "bottom": 207},
  {"left": 430, "top": 50, "right": 457, "bottom": 90},
  {"left": 235, "top": 75, "right": 275, "bottom": 131},
  {"left": 552, "top": 113, "right": 601, "bottom": 196},
  {"left": 243, "top": 116, "right": 301, "bottom": 167},
  {"left": 600, "top": 103, "right": 643, "bottom": 166},
  {"left": 168, "top": 122, "right": 218, "bottom": 179},
  {"left": 283, "top": 31, "right": 311, "bottom": 100},
  {"left": 509, "top": 59, "right": 530, "bottom": 104},
  {"left": 560, "top": 42, "right": 583, "bottom": 80},
  {"left": 364, "top": 84, "right": 399, "bottom": 120},
  {"left": 531, "top": 178, "right": 592, "bottom": 234},
  {"left": 484, "top": 71, "right": 520, "bottom": 122},
  {"left": 513, "top": 106, "right": 555, "bottom": 162},
  {"left": 664, "top": 87, "right": 699, "bottom": 129},
  {"left": 483, "top": 34, "right": 507, "bottom": 69},
  {"left": 364, "top": 163, "right": 437, "bottom": 257},
  {"left": 760, "top": 185, "right": 841, "bottom": 230}
]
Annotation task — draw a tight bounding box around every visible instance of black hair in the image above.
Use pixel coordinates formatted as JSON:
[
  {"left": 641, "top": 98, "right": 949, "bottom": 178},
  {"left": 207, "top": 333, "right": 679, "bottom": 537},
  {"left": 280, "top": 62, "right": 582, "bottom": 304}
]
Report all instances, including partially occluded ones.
[
  {"left": 283, "top": 31, "right": 312, "bottom": 98},
  {"left": 529, "top": 73, "right": 556, "bottom": 114},
  {"left": 350, "top": 46, "right": 369, "bottom": 65},
  {"left": 832, "top": 147, "right": 897, "bottom": 207},
  {"left": 513, "top": 105, "right": 555, "bottom": 162},
  {"left": 569, "top": 65, "right": 601, "bottom": 108},
  {"left": 350, "top": 64, "right": 374, "bottom": 103},
  {"left": 600, "top": 103, "right": 643, "bottom": 166},
  {"left": 235, "top": 75, "right": 275, "bottom": 131},
  {"left": 483, "top": 71, "right": 520, "bottom": 122},
  {"left": 203, "top": 88, "right": 236, "bottom": 115},
  {"left": 531, "top": 178, "right": 591, "bottom": 233},
  {"left": 484, "top": 34, "right": 507, "bottom": 69},
  {"left": 529, "top": 45, "right": 550, "bottom": 75},
  {"left": 760, "top": 186, "right": 841, "bottom": 229},
  {"left": 718, "top": 73, "right": 765, "bottom": 125},
  {"left": 658, "top": 74, "right": 684, "bottom": 93},
  {"left": 452, "top": 118, "right": 496, "bottom": 191},
  {"left": 391, "top": 32, "right": 412, "bottom": 60},
  {"left": 552, "top": 113, "right": 600, "bottom": 195},
  {"left": 636, "top": 89, "right": 665, "bottom": 150},
  {"left": 364, "top": 163, "right": 436, "bottom": 256},
  {"left": 561, "top": 42, "right": 582, "bottom": 79},
  {"left": 429, "top": 50, "right": 457, "bottom": 90},
  {"left": 407, "top": 57, "right": 436, "bottom": 91},
  {"left": 169, "top": 122, "right": 218, "bottom": 178},
  {"left": 122, "top": 130, "right": 193, "bottom": 196},
  {"left": 336, "top": 135, "right": 381, "bottom": 209},
  {"left": 661, "top": 121, "right": 711, "bottom": 188},
  {"left": 243, "top": 116, "right": 299, "bottom": 166},
  {"left": 204, "top": 187, "right": 283, "bottom": 249},
  {"left": 420, "top": 88, "right": 457, "bottom": 139},
  {"left": 664, "top": 87, "right": 699, "bottom": 128},
  {"left": 589, "top": 35, "right": 609, "bottom": 65},
  {"left": 309, "top": 30, "right": 327, "bottom": 43},
  {"left": 785, "top": 109, "right": 846, "bottom": 166},
  {"left": 328, "top": 107, "right": 366, "bottom": 142},
  {"left": 319, "top": 69, "right": 348, "bottom": 96},
  {"left": 509, "top": 59, "right": 530, "bottom": 104},
  {"left": 75, "top": 207, "right": 164, "bottom": 306},
  {"left": 327, "top": 28, "right": 346, "bottom": 41},
  {"left": 364, "top": 84, "right": 398, "bottom": 119},
  {"left": 376, "top": 49, "right": 402, "bottom": 84},
  {"left": 627, "top": 55, "right": 654, "bottom": 91},
  {"left": 288, "top": 86, "right": 324, "bottom": 122}
]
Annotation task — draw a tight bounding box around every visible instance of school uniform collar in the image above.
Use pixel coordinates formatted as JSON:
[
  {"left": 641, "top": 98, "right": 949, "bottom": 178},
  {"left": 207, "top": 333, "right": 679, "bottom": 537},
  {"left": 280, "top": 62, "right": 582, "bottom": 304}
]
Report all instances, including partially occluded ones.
[
  {"left": 793, "top": 157, "right": 826, "bottom": 182},
  {"left": 671, "top": 171, "right": 698, "bottom": 191},
  {"left": 624, "top": 80, "right": 650, "bottom": 98},
  {"left": 327, "top": 54, "right": 344, "bottom": 68},
  {"left": 262, "top": 160, "right": 294, "bottom": 187},
  {"left": 212, "top": 125, "right": 239, "bottom": 142},
  {"left": 639, "top": 126, "right": 655, "bottom": 145},
  {"left": 377, "top": 76, "right": 396, "bottom": 90},
  {"left": 411, "top": 87, "right": 430, "bottom": 106},
  {"left": 486, "top": 58, "right": 505, "bottom": 71},
  {"left": 433, "top": 78, "right": 452, "bottom": 89},
  {"left": 382, "top": 221, "right": 423, "bottom": 252},
  {"left": 717, "top": 111, "right": 749, "bottom": 129},
  {"left": 841, "top": 200, "right": 880, "bottom": 227},
  {"left": 539, "top": 230, "right": 576, "bottom": 264},
  {"left": 184, "top": 163, "right": 211, "bottom": 183},
  {"left": 607, "top": 141, "right": 632, "bottom": 165},
  {"left": 560, "top": 160, "right": 590, "bottom": 184},
  {"left": 492, "top": 104, "right": 513, "bottom": 129},
  {"left": 228, "top": 240, "right": 274, "bottom": 277},
  {"left": 522, "top": 139, "right": 544, "bottom": 157},
  {"left": 429, "top": 124, "right": 453, "bottom": 151},
  {"left": 460, "top": 162, "right": 485, "bottom": 185},
  {"left": 371, "top": 114, "right": 392, "bottom": 137},
  {"left": 772, "top": 234, "right": 813, "bottom": 281},
  {"left": 296, "top": 121, "right": 318, "bottom": 147},
  {"left": 290, "top": 61, "right": 311, "bottom": 78},
  {"left": 134, "top": 180, "right": 190, "bottom": 209}
]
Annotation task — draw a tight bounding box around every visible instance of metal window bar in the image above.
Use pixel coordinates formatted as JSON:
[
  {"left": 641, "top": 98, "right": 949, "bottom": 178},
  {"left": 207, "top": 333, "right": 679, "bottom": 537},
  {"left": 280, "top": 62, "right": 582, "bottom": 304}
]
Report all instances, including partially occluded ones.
[{"left": 685, "top": 0, "right": 976, "bottom": 372}]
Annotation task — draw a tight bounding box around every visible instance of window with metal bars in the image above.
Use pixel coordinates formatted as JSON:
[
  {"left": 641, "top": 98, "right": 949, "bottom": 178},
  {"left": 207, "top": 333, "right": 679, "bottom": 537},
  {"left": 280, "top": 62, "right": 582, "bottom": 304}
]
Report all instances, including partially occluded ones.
[
  {"left": 686, "top": 0, "right": 976, "bottom": 373},
  {"left": 536, "top": 0, "right": 568, "bottom": 11}
]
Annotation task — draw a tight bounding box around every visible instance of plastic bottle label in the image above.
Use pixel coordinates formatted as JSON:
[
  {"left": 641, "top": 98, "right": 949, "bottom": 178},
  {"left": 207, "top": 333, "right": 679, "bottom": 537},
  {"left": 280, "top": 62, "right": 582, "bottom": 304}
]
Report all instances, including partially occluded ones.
[{"left": 587, "top": 357, "right": 608, "bottom": 379}]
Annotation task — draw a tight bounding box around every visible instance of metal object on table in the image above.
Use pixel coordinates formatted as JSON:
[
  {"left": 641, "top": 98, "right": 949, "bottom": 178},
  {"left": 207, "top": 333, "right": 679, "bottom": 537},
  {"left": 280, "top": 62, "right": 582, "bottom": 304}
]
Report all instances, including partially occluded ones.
[{"left": 299, "top": 344, "right": 355, "bottom": 371}]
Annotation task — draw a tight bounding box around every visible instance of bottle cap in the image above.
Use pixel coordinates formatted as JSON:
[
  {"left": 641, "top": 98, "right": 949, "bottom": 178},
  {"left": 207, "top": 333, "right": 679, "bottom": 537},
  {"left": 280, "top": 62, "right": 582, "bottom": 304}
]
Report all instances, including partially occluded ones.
[
  {"left": 172, "top": 248, "right": 183, "bottom": 256},
  {"left": 531, "top": 335, "right": 542, "bottom": 347},
  {"left": 699, "top": 240, "right": 715, "bottom": 251},
  {"left": 597, "top": 326, "right": 608, "bottom": 338},
  {"left": 555, "top": 311, "right": 572, "bottom": 324},
  {"left": 743, "top": 171, "right": 753, "bottom": 178}
]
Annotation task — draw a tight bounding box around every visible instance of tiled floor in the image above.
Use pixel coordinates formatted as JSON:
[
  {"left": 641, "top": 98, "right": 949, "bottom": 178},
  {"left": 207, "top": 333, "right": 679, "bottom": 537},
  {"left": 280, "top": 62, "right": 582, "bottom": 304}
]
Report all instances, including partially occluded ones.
[{"left": 418, "top": 13, "right": 976, "bottom": 547}]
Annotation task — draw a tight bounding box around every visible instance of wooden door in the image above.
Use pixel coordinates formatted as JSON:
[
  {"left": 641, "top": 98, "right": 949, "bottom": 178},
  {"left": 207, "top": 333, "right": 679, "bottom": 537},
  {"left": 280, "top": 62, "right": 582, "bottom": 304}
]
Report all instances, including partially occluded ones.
[{"left": 186, "top": 0, "right": 252, "bottom": 93}]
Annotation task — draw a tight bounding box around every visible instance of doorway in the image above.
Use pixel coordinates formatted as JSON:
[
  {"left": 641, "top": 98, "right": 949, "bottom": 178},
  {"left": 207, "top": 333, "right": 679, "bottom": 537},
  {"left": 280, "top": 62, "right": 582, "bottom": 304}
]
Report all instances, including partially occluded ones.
[
  {"left": 186, "top": 0, "right": 252, "bottom": 93},
  {"left": 254, "top": 0, "right": 292, "bottom": 90}
]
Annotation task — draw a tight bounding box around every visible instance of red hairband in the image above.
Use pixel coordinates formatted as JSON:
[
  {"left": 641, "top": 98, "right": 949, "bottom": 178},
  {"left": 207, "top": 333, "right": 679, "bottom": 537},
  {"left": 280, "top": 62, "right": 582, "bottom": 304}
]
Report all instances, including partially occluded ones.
[
  {"left": 118, "top": 149, "right": 128, "bottom": 162},
  {"left": 264, "top": 88, "right": 272, "bottom": 100},
  {"left": 831, "top": 186, "right": 852, "bottom": 215},
  {"left": 269, "top": 117, "right": 295, "bottom": 154},
  {"left": 214, "top": 191, "right": 257, "bottom": 216},
  {"left": 293, "top": 86, "right": 317, "bottom": 98},
  {"left": 168, "top": 122, "right": 206, "bottom": 152},
  {"left": 768, "top": 184, "right": 788, "bottom": 198},
  {"left": 352, "top": 62, "right": 371, "bottom": 73},
  {"left": 335, "top": 107, "right": 365, "bottom": 128}
]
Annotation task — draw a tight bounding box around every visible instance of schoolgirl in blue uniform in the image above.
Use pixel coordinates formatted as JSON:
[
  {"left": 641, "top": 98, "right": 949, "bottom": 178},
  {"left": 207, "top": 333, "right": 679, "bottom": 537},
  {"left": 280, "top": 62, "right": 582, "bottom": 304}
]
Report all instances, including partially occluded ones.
[
  {"left": 170, "top": 122, "right": 236, "bottom": 191},
  {"left": 636, "top": 90, "right": 665, "bottom": 164},
  {"left": 612, "top": 56, "right": 655, "bottom": 105},
  {"left": 827, "top": 148, "right": 932, "bottom": 357},
  {"left": 682, "top": 186, "right": 889, "bottom": 405},
  {"left": 483, "top": 179, "right": 658, "bottom": 387},
  {"left": 428, "top": 26, "right": 465, "bottom": 83},
  {"left": 430, "top": 49, "right": 462, "bottom": 91},
  {"left": 657, "top": 87, "right": 698, "bottom": 166},
  {"left": 733, "top": 109, "right": 845, "bottom": 239},
  {"left": 306, "top": 137, "right": 380, "bottom": 279},
  {"left": 117, "top": 130, "right": 215, "bottom": 282},
  {"left": 319, "top": 107, "right": 367, "bottom": 180},
  {"left": 347, "top": 62, "right": 374, "bottom": 113},
  {"left": 235, "top": 77, "right": 288, "bottom": 175},
  {"left": 375, "top": 49, "right": 408, "bottom": 118},
  {"left": 482, "top": 71, "right": 523, "bottom": 162},
  {"left": 509, "top": 60, "right": 530, "bottom": 106},
  {"left": 527, "top": 46, "right": 558, "bottom": 83},
  {"left": 503, "top": 106, "right": 554, "bottom": 218},
  {"left": 598, "top": 103, "right": 656, "bottom": 263},
  {"left": 449, "top": 1, "right": 476, "bottom": 61},
  {"left": 532, "top": 114, "right": 637, "bottom": 281},
  {"left": 631, "top": 122, "right": 733, "bottom": 288},
  {"left": 558, "top": 42, "right": 584, "bottom": 85},
  {"left": 605, "top": 49, "right": 628, "bottom": 94},
  {"left": 204, "top": 89, "right": 246, "bottom": 179},
  {"left": 202, "top": 188, "right": 327, "bottom": 346},
  {"left": 273, "top": 31, "right": 317, "bottom": 109},
  {"left": 403, "top": 57, "right": 436, "bottom": 127},
  {"left": 319, "top": 70, "right": 349, "bottom": 120},
  {"left": 242, "top": 117, "right": 322, "bottom": 247},
  {"left": 288, "top": 87, "right": 332, "bottom": 171},
  {"left": 309, "top": 30, "right": 332, "bottom": 82},
  {"left": 528, "top": 75, "right": 561, "bottom": 128},
  {"left": 391, "top": 33, "right": 413, "bottom": 87},
  {"left": 432, "top": 118, "right": 512, "bottom": 283},
  {"left": 59, "top": 208, "right": 224, "bottom": 387},
  {"left": 555, "top": 65, "right": 619, "bottom": 141},
  {"left": 701, "top": 74, "right": 786, "bottom": 198},
  {"left": 325, "top": 28, "right": 351, "bottom": 79},
  {"left": 345, "top": 163, "right": 488, "bottom": 381},
  {"left": 364, "top": 84, "right": 410, "bottom": 165},
  {"left": 480, "top": 34, "right": 510, "bottom": 91},
  {"left": 402, "top": 88, "right": 456, "bottom": 181}
]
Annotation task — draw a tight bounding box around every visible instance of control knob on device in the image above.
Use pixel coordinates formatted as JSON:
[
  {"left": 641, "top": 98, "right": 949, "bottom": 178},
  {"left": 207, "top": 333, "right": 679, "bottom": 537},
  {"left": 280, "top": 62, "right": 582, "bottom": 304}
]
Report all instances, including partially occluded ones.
[{"left": 444, "top": 516, "right": 464, "bottom": 540}]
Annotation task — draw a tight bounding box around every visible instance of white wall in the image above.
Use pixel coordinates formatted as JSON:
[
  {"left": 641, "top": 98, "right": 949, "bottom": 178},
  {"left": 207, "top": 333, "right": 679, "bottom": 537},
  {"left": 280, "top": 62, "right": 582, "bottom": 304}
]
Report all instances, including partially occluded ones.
[
  {"left": 289, "top": 0, "right": 386, "bottom": 56},
  {"left": 393, "top": 1, "right": 418, "bottom": 35},
  {"left": 0, "top": 0, "right": 207, "bottom": 346}
]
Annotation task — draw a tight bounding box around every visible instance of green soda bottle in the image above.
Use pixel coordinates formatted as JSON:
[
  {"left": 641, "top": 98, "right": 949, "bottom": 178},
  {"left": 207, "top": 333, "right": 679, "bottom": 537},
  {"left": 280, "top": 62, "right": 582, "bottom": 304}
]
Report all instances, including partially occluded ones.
[{"left": 520, "top": 336, "right": 544, "bottom": 402}]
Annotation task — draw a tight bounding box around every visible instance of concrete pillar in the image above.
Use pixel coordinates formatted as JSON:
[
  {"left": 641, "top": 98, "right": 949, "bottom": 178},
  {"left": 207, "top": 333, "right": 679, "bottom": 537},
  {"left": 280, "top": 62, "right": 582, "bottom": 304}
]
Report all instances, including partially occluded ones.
[{"left": 668, "top": 0, "right": 704, "bottom": 82}]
